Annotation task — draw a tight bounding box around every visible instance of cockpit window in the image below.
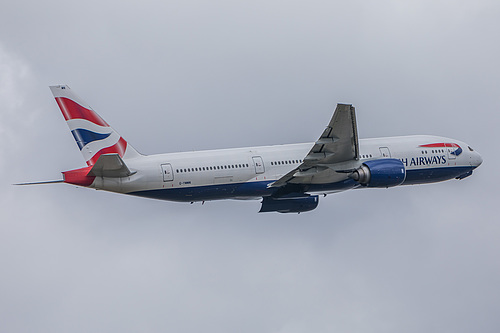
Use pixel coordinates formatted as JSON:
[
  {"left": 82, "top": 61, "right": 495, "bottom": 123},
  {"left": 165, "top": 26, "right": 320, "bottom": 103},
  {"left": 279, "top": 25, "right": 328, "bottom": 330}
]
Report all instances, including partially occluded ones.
[{"left": 468, "top": 146, "right": 474, "bottom": 151}]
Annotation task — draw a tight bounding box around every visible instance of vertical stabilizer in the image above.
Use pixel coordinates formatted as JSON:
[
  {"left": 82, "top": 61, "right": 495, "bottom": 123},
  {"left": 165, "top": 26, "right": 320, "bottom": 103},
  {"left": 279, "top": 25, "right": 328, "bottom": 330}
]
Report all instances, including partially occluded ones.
[{"left": 50, "top": 85, "right": 141, "bottom": 166}]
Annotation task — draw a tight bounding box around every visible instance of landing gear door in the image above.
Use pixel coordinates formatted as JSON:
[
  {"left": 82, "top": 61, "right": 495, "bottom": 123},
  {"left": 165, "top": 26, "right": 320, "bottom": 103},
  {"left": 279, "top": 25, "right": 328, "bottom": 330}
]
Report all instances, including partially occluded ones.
[
  {"left": 161, "top": 163, "right": 174, "bottom": 181},
  {"left": 252, "top": 156, "right": 265, "bottom": 174}
]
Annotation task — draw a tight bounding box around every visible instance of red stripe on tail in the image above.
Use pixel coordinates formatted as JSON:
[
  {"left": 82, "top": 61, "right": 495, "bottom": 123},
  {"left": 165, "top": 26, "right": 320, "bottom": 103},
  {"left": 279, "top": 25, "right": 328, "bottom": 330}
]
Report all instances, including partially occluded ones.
[
  {"left": 87, "top": 137, "right": 128, "bottom": 166},
  {"left": 55, "top": 97, "right": 109, "bottom": 127}
]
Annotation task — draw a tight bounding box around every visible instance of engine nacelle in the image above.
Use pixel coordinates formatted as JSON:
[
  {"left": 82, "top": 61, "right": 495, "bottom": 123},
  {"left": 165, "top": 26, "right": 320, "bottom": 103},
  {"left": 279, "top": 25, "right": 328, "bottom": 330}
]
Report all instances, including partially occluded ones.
[
  {"left": 259, "top": 195, "right": 319, "bottom": 213},
  {"left": 350, "top": 158, "right": 406, "bottom": 188}
]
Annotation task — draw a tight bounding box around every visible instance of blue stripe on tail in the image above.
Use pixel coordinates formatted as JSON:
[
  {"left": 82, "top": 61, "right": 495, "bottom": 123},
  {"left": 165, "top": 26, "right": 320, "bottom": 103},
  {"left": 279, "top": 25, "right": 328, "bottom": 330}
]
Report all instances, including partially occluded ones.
[{"left": 71, "top": 129, "right": 111, "bottom": 150}]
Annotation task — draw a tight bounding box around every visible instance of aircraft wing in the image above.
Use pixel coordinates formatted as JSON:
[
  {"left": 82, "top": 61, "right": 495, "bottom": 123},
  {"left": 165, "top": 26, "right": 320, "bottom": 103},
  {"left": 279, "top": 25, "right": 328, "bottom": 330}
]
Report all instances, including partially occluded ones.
[{"left": 270, "top": 103, "right": 359, "bottom": 188}]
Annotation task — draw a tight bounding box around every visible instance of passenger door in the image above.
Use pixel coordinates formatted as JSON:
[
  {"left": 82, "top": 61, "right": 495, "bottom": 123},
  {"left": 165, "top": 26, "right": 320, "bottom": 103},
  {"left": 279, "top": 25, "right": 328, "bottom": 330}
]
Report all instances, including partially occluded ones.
[
  {"left": 252, "top": 156, "right": 265, "bottom": 174},
  {"left": 161, "top": 163, "right": 174, "bottom": 181},
  {"left": 379, "top": 147, "right": 391, "bottom": 158},
  {"left": 445, "top": 143, "right": 456, "bottom": 160}
]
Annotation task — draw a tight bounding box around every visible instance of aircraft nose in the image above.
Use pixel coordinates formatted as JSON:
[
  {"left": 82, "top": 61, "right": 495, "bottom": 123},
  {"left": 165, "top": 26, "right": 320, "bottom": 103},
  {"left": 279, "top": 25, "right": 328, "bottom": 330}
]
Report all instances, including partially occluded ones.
[
  {"left": 472, "top": 151, "right": 483, "bottom": 168},
  {"left": 476, "top": 152, "right": 483, "bottom": 167}
]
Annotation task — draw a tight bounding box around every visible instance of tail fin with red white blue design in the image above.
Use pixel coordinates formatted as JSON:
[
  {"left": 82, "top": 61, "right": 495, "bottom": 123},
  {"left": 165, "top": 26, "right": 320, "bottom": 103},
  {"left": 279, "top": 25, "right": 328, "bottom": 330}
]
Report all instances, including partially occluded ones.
[{"left": 50, "top": 85, "right": 141, "bottom": 166}]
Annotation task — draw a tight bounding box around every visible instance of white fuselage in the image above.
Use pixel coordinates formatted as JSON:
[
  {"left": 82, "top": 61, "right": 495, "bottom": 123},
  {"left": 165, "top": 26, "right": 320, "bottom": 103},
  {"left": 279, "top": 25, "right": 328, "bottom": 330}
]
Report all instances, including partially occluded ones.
[{"left": 89, "top": 135, "right": 482, "bottom": 202}]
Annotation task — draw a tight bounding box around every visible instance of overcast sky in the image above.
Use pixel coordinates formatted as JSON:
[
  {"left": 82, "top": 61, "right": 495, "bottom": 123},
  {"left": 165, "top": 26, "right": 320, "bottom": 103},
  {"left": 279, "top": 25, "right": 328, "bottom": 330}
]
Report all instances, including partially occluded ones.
[{"left": 1, "top": 1, "right": 499, "bottom": 332}]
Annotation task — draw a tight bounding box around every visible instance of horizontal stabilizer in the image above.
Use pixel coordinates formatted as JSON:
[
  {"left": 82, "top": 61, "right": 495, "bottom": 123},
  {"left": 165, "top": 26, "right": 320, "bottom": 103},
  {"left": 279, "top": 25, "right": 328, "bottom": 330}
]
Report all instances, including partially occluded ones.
[
  {"left": 89, "top": 153, "right": 135, "bottom": 177},
  {"left": 14, "top": 180, "right": 64, "bottom": 185}
]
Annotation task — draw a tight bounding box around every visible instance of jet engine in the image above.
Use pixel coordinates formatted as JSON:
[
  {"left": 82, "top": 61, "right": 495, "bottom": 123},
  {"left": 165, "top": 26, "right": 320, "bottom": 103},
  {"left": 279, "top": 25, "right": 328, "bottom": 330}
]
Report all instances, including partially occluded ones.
[{"left": 350, "top": 158, "right": 406, "bottom": 188}]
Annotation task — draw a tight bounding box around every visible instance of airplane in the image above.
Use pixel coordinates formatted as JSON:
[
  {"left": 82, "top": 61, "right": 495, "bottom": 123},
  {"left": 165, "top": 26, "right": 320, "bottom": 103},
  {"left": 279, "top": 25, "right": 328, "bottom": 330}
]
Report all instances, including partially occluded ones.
[{"left": 18, "top": 85, "right": 483, "bottom": 213}]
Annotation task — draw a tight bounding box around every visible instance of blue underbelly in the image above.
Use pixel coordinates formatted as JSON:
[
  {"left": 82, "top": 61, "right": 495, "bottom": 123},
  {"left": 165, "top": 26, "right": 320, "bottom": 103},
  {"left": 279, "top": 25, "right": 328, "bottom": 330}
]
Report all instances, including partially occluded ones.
[
  {"left": 403, "top": 166, "right": 474, "bottom": 185},
  {"left": 128, "top": 166, "right": 474, "bottom": 202}
]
